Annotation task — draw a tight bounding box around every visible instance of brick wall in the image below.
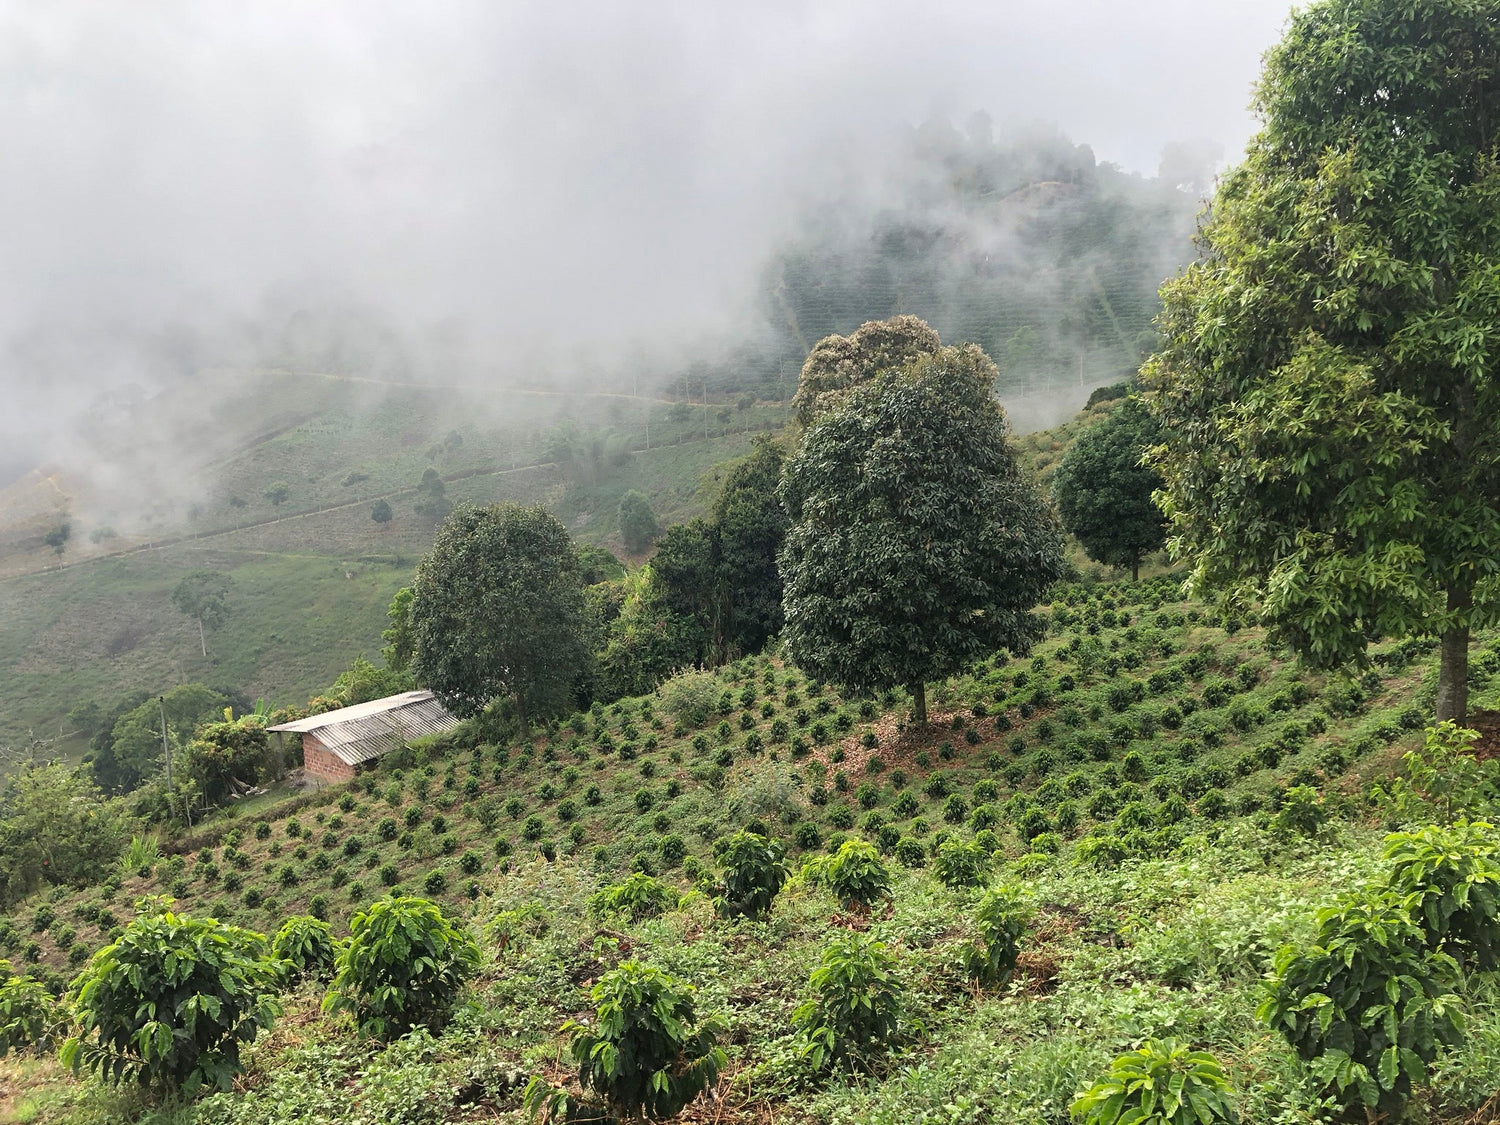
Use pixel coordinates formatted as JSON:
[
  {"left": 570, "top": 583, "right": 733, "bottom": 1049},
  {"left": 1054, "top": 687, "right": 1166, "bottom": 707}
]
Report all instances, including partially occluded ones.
[{"left": 302, "top": 735, "right": 356, "bottom": 785}]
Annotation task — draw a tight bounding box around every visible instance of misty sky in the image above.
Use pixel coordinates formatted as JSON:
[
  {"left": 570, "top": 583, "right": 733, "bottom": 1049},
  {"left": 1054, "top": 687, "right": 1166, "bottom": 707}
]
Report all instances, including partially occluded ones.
[{"left": 0, "top": 0, "right": 1296, "bottom": 478}]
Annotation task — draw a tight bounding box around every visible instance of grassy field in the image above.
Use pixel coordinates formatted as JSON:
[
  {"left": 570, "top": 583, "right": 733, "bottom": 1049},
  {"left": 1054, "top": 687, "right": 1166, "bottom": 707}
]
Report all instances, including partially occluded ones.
[{"left": 2, "top": 577, "right": 1498, "bottom": 1123}]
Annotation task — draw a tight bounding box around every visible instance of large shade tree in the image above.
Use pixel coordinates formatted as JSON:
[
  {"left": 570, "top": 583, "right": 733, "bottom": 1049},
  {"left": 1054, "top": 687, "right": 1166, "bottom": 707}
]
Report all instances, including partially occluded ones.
[
  {"left": 779, "top": 334, "right": 1065, "bottom": 722},
  {"left": 1052, "top": 397, "right": 1166, "bottom": 581},
  {"left": 409, "top": 503, "right": 590, "bottom": 730},
  {"left": 1144, "top": 0, "right": 1500, "bottom": 722}
]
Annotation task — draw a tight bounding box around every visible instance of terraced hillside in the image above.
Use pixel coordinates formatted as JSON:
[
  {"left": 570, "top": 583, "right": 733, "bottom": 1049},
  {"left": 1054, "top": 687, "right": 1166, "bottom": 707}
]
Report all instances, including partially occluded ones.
[{"left": 4, "top": 575, "right": 1498, "bottom": 1123}]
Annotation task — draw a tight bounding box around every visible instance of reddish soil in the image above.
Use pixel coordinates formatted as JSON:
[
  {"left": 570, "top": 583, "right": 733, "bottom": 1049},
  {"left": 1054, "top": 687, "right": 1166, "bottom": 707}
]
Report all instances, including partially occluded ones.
[{"left": 1468, "top": 709, "right": 1500, "bottom": 761}]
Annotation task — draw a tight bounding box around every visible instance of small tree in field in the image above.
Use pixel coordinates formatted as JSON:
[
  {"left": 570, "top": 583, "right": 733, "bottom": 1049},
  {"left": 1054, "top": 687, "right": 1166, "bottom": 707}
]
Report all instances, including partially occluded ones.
[
  {"left": 61, "top": 911, "right": 281, "bottom": 1098},
  {"left": 712, "top": 830, "right": 788, "bottom": 920},
  {"left": 1072, "top": 1039, "right": 1238, "bottom": 1125},
  {"left": 617, "top": 490, "right": 658, "bottom": 553},
  {"left": 370, "top": 498, "right": 393, "bottom": 525},
  {"left": 171, "top": 570, "right": 232, "bottom": 658},
  {"left": 0, "top": 964, "right": 60, "bottom": 1058},
  {"left": 779, "top": 330, "right": 1065, "bottom": 722},
  {"left": 1144, "top": 0, "right": 1500, "bottom": 722},
  {"left": 1052, "top": 397, "right": 1165, "bottom": 581}
]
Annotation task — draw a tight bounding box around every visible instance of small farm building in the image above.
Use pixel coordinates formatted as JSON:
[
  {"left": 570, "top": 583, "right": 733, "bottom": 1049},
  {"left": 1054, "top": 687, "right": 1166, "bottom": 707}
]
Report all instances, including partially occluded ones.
[{"left": 269, "top": 690, "right": 459, "bottom": 784}]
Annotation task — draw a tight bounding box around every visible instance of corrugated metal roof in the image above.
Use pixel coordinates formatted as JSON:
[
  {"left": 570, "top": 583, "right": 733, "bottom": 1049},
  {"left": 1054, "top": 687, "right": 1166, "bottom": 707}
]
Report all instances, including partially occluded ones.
[{"left": 268, "top": 690, "right": 460, "bottom": 767}]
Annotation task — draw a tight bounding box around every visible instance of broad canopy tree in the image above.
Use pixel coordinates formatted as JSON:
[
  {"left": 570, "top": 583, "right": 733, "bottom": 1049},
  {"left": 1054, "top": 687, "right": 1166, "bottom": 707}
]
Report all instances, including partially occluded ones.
[
  {"left": 1144, "top": 0, "right": 1500, "bottom": 722},
  {"left": 779, "top": 329, "right": 1065, "bottom": 722},
  {"left": 1052, "top": 397, "right": 1166, "bottom": 581},
  {"left": 409, "top": 503, "right": 590, "bottom": 731}
]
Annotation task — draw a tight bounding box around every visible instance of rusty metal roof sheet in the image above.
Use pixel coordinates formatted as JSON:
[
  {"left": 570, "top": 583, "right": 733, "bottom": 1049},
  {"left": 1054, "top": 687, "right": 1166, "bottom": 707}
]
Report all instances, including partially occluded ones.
[{"left": 268, "top": 690, "right": 459, "bottom": 767}]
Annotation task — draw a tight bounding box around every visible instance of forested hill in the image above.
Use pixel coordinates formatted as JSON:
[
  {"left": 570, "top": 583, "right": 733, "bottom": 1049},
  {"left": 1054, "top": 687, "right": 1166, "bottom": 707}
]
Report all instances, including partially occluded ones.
[{"left": 753, "top": 121, "right": 1201, "bottom": 397}]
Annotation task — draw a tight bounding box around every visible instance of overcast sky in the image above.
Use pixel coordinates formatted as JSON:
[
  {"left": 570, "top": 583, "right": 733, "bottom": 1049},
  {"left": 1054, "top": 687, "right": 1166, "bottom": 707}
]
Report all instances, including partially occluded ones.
[{"left": 0, "top": 0, "right": 1296, "bottom": 476}]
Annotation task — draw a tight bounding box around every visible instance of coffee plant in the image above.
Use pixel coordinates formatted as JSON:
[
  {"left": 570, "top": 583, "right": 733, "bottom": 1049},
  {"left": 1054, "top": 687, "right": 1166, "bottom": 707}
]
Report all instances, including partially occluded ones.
[
  {"left": 589, "top": 873, "right": 680, "bottom": 922},
  {"left": 1072, "top": 1039, "right": 1237, "bottom": 1125},
  {"left": 961, "top": 884, "right": 1029, "bottom": 988},
  {"left": 270, "top": 914, "right": 338, "bottom": 985},
  {"left": 0, "top": 964, "right": 60, "bottom": 1058},
  {"left": 712, "top": 830, "right": 788, "bottom": 920},
  {"left": 1258, "top": 889, "right": 1465, "bottom": 1122},
  {"left": 803, "top": 839, "right": 891, "bottom": 909},
  {"left": 61, "top": 911, "right": 281, "bottom": 1097},
  {"left": 794, "top": 932, "right": 901, "bottom": 1071},
  {"left": 932, "top": 838, "right": 988, "bottom": 888},
  {"left": 1383, "top": 819, "right": 1500, "bottom": 971},
  {"left": 527, "top": 961, "right": 725, "bottom": 1122},
  {"left": 323, "top": 896, "right": 480, "bottom": 1040}
]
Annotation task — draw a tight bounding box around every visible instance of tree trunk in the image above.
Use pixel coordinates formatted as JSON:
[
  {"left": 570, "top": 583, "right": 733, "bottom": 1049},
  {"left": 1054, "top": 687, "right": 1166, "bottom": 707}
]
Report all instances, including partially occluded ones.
[
  {"left": 197, "top": 615, "right": 207, "bottom": 658},
  {"left": 1435, "top": 582, "right": 1472, "bottom": 725},
  {"left": 1131, "top": 557, "right": 1140, "bottom": 583},
  {"left": 515, "top": 691, "right": 530, "bottom": 738},
  {"left": 910, "top": 681, "right": 927, "bottom": 724}
]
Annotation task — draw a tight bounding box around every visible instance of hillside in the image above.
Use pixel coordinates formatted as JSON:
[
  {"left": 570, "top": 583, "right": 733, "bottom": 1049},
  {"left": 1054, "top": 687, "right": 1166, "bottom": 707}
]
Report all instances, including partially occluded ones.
[
  {"left": 0, "top": 371, "right": 793, "bottom": 755},
  {"left": 3, "top": 576, "right": 1498, "bottom": 1122}
]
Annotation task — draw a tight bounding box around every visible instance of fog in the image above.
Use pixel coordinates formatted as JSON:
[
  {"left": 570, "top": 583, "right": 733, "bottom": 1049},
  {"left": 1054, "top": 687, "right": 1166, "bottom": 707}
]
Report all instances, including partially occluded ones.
[{"left": 0, "top": 0, "right": 1295, "bottom": 485}]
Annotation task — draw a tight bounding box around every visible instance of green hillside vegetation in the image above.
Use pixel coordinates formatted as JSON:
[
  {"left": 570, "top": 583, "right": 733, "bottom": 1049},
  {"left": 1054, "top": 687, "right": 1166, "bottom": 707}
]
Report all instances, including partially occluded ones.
[{"left": 2, "top": 579, "right": 1499, "bottom": 1122}]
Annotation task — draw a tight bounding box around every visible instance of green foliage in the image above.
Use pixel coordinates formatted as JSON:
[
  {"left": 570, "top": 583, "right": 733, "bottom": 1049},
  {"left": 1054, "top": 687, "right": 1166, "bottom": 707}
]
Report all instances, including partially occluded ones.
[
  {"left": 931, "top": 838, "right": 988, "bottom": 888},
  {"left": 792, "top": 314, "right": 940, "bottom": 425},
  {"left": 271, "top": 915, "right": 339, "bottom": 984},
  {"left": 538, "top": 961, "right": 726, "bottom": 1122},
  {"left": 171, "top": 571, "right": 233, "bottom": 656},
  {"left": 1071, "top": 1039, "right": 1237, "bottom": 1125},
  {"left": 323, "top": 896, "right": 481, "bottom": 1040},
  {"left": 1143, "top": 0, "right": 1500, "bottom": 721},
  {"left": 961, "top": 885, "right": 1029, "bottom": 988},
  {"left": 712, "top": 830, "right": 788, "bottom": 920},
  {"left": 60, "top": 910, "right": 281, "bottom": 1098},
  {"left": 327, "top": 656, "right": 411, "bottom": 707},
  {"left": 1052, "top": 398, "right": 1167, "bottom": 580},
  {"left": 618, "top": 489, "right": 659, "bottom": 553},
  {"left": 381, "top": 586, "right": 416, "bottom": 674},
  {"left": 1383, "top": 819, "right": 1500, "bottom": 971},
  {"left": 185, "top": 716, "right": 275, "bottom": 808},
  {"left": 794, "top": 932, "right": 902, "bottom": 1072},
  {"left": 0, "top": 964, "right": 60, "bottom": 1058},
  {"left": 91, "top": 683, "right": 229, "bottom": 795},
  {"left": 589, "top": 872, "right": 681, "bottom": 923},
  {"left": 1376, "top": 722, "right": 1498, "bottom": 825},
  {"left": 0, "top": 764, "right": 128, "bottom": 909},
  {"left": 1258, "top": 889, "right": 1466, "bottom": 1121},
  {"left": 780, "top": 329, "right": 1065, "bottom": 721},
  {"left": 409, "top": 503, "right": 591, "bottom": 729},
  {"left": 803, "top": 839, "right": 892, "bottom": 909}
]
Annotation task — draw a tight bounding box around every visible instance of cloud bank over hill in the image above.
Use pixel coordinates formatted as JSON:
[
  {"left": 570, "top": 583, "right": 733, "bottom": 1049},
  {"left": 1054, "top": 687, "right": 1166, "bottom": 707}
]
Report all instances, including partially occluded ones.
[{"left": 0, "top": 0, "right": 1293, "bottom": 485}]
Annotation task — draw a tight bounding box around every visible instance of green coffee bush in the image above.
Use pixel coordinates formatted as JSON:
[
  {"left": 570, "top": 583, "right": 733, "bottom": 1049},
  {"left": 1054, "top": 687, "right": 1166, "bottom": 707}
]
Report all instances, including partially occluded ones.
[
  {"left": 1259, "top": 889, "right": 1465, "bottom": 1122},
  {"left": 961, "top": 884, "right": 1029, "bottom": 988},
  {"left": 712, "top": 831, "right": 788, "bottom": 920},
  {"left": 1072, "top": 1039, "right": 1237, "bottom": 1125},
  {"left": 932, "top": 839, "right": 988, "bottom": 889},
  {"left": 0, "top": 966, "right": 60, "bottom": 1058},
  {"left": 61, "top": 912, "right": 281, "bottom": 1097},
  {"left": 803, "top": 839, "right": 891, "bottom": 909},
  {"left": 1383, "top": 819, "right": 1500, "bottom": 971},
  {"left": 528, "top": 961, "right": 724, "bottom": 1122},
  {"left": 589, "top": 873, "right": 680, "bottom": 922},
  {"left": 794, "top": 932, "right": 901, "bottom": 1071},
  {"left": 323, "top": 896, "right": 480, "bottom": 1040},
  {"left": 271, "top": 915, "right": 338, "bottom": 984}
]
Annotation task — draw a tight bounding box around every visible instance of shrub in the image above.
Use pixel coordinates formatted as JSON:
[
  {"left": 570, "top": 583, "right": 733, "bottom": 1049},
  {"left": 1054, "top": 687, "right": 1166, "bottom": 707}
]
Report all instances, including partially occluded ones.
[
  {"left": 712, "top": 831, "right": 789, "bottom": 920},
  {"left": 271, "top": 915, "right": 338, "bottom": 984},
  {"left": 941, "top": 794, "right": 969, "bottom": 824},
  {"left": 961, "top": 885, "right": 1029, "bottom": 988},
  {"left": 795, "top": 932, "right": 901, "bottom": 1071},
  {"left": 323, "top": 896, "right": 481, "bottom": 1040},
  {"left": 794, "top": 823, "right": 822, "bottom": 850},
  {"left": 589, "top": 873, "right": 680, "bottom": 922},
  {"left": 61, "top": 912, "right": 281, "bottom": 1097},
  {"left": 932, "top": 839, "right": 989, "bottom": 888},
  {"left": 804, "top": 840, "right": 891, "bottom": 909},
  {"left": 0, "top": 969, "right": 60, "bottom": 1058},
  {"left": 1383, "top": 819, "right": 1500, "bottom": 971},
  {"left": 1077, "top": 834, "right": 1129, "bottom": 870},
  {"left": 1071, "top": 1039, "right": 1237, "bottom": 1125},
  {"left": 530, "top": 961, "right": 725, "bottom": 1123},
  {"left": 1258, "top": 889, "right": 1465, "bottom": 1122},
  {"left": 894, "top": 837, "right": 927, "bottom": 868}
]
